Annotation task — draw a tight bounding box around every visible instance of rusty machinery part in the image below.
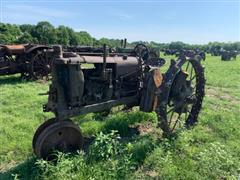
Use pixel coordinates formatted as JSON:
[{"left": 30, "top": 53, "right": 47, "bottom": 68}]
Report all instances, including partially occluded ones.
[
  {"left": 32, "top": 118, "right": 57, "bottom": 152},
  {"left": 32, "top": 45, "right": 206, "bottom": 159},
  {"left": 134, "top": 43, "right": 149, "bottom": 61},
  {"left": 0, "top": 53, "right": 14, "bottom": 63},
  {"left": 0, "top": 44, "right": 52, "bottom": 80},
  {"left": 33, "top": 119, "right": 83, "bottom": 160},
  {"left": 156, "top": 58, "right": 205, "bottom": 136},
  {"left": 148, "top": 50, "right": 159, "bottom": 59},
  {"left": 30, "top": 49, "right": 53, "bottom": 80},
  {"left": 140, "top": 68, "right": 163, "bottom": 112},
  {"left": 0, "top": 56, "right": 22, "bottom": 76},
  {"left": 0, "top": 44, "right": 25, "bottom": 55},
  {"left": 220, "top": 50, "right": 237, "bottom": 61},
  {"left": 146, "top": 57, "right": 166, "bottom": 67},
  {"left": 0, "top": 46, "right": 13, "bottom": 61},
  {"left": 134, "top": 44, "right": 165, "bottom": 67}
]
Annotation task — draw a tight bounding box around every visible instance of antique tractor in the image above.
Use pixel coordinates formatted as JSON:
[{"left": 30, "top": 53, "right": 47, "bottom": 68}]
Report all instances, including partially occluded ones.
[
  {"left": 33, "top": 44, "right": 205, "bottom": 159},
  {"left": 0, "top": 44, "right": 52, "bottom": 79},
  {"left": 220, "top": 50, "right": 238, "bottom": 61}
]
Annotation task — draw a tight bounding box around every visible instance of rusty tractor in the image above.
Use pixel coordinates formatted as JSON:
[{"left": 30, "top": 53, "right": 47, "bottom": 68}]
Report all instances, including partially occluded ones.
[
  {"left": 33, "top": 43, "right": 205, "bottom": 160},
  {"left": 220, "top": 50, "right": 238, "bottom": 61},
  {"left": 0, "top": 44, "right": 53, "bottom": 80}
]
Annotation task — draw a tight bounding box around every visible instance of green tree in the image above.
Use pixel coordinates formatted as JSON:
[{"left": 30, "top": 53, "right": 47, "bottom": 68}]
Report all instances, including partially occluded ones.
[
  {"left": 77, "top": 31, "right": 93, "bottom": 45},
  {"left": 0, "top": 23, "right": 22, "bottom": 44},
  {"left": 33, "top": 21, "right": 57, "bottom": 44},
  {"left": 17, "top": 32, "right": 34, "bottom": 44},
  {"left": 169, "top": 41, "right": 186, "bottom": 50},
  {"left": 64, "top": 27, "right": 78, "bottom": 45},
  {"left": 56, "top": 25, "right": 70, "bottom": 45}
]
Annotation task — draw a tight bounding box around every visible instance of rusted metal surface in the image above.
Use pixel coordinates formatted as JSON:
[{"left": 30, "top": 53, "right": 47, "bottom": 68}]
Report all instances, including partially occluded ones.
[
  {"left": 153, "top": 69, "right": 163, "bottom": 88},
  {"left": 33, "top": 119, "right": 83, "bottom": 160},
  {"left": 0, "top": 44, "right": 52, "bottom": 79},
  {"left": 33, "top": 43, "right": 205, "bottom": 159},
  {"left": 1, "top": 45, "right": 25, "bottom": 55},
  {"left": 221, "top": 50, "right": 238, "bottom": 61}
]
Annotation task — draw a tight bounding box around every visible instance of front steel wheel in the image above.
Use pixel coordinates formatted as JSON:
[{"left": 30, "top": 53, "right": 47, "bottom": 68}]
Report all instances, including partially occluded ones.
[{"left": 33, "top": 119, "right": 83, "bottom": 160}]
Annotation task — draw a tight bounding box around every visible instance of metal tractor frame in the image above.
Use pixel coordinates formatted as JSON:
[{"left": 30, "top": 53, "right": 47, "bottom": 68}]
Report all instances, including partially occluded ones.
[
  {"left": 32, "top": 44, "right": 205, "bottom": 160},
  {"left": 0, "top": 44, "right": 53, "bottom": 80}
]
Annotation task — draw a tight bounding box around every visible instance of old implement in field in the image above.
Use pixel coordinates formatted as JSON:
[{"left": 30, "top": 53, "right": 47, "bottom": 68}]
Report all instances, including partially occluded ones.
[
  {"left": 0, "top": 44, "right": 52, "bottom": 79},
  {"left": 33, "top": 44, "right": 205, "bottom": 159},
  {"left": 220, "top": 50, "right": 238, "bottom": 61}
]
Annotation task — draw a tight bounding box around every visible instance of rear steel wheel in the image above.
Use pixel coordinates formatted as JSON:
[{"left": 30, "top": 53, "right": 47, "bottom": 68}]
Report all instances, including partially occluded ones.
[
  {"left": 30, "top": 49, "right": 52, "bottom": 80},
  {"left": 33, "top": 119, "right": 83, "bottom": 160},
  {"left": 157, "top": 58, "right": 205, "bottom": 136}
]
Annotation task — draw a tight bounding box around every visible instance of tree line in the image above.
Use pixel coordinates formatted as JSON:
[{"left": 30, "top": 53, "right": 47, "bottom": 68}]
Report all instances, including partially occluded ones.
[{"left": 0, "top": 21, "right": 239, "bottom": 52}]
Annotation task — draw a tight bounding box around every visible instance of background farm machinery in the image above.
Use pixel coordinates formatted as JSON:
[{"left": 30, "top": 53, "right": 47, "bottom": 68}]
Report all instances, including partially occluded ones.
[
  {"left": 208, "top": 47, "right": 238, "bottom": 60},
  {"left": 220, "top": 50, "right": 238, "bottom": 61},
  {"left": 33, "top": 44, "right": 205, "bottom": 160},
  {"left": 0, "top": 40, "right": 160, "bottom": 81},
  {"left": 163, "top": 49, "right": 206, "bottom": 61},
  {"left": 0, "top": 44, "right": 53, "bottom": 79}
]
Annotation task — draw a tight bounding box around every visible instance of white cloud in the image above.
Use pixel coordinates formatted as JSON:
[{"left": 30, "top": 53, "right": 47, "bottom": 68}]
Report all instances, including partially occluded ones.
[
  {"left": 110, "top": 9, "right": 133, "bottom": 21},
  {"left": 117, "top": 13, "right": 133, "bottom": 20}
]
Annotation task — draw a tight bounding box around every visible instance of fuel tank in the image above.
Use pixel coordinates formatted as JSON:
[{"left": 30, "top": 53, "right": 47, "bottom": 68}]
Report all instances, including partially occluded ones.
[{"left": 81, "top": 55, "right": 139, "bottom": 77}]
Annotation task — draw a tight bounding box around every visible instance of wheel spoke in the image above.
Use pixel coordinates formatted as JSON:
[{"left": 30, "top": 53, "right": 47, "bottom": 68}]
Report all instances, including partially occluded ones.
[
  {"left": 189, "top": 67, "right": 193, "bottom": 79},
  {"left": 168, "top": 111, "right": 174, "bottom": 126},
  {"left": 190, "top": 74, "right": 196, "bottom": 82},
  {"left": 185, "top": 61, "right": 190, "bottom": 71},
  {"left": 185, "top": 111, "right": 188, "bottom": 121},
  {"left": 158, "top": 58, "right": 205, "bottom": 136},
  {"left": 167, "top": 107, "right": 174, "bottom": 114},
  {"left": 192, "top": 84, "right": 196, "bottom": 90},
  {"left": 171, "top": 113, "right": 181, "bottom": 132}
]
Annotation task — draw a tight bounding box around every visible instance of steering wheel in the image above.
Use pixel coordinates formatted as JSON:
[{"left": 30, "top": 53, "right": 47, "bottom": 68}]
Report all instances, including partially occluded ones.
[{"left": 134, "top": 43, "right": 149, "bottom": 61}]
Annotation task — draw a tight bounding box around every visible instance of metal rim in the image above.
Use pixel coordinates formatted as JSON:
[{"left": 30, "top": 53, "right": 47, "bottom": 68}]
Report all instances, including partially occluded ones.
[
  {"left": 30, "top": 50, "right": 52, "bottom": 80},
  {"left": 157, "top": 58, "right": 205, "bottom": 136},
  {"left": 32, "top": 118, "right": 57, "bottom": 153},
  {"left": 34, "top": 119, "right": 83, "bottom": 160}
]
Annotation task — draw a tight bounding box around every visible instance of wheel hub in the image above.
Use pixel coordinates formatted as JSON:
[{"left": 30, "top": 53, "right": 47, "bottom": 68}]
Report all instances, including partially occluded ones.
[
  {"left": 169, "top": 70, "right": 194, "bottom": 113},
  {"left": 33, "top": 119, "right": 83, "bottom": 160}
]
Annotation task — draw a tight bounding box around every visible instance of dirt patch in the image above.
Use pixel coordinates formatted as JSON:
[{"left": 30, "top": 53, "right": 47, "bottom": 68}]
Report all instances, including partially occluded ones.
[
  {"left": 136, "top": 122, "right": 161, "bottom": 136},
  {"left": 36, "top": 79, "right": 49, "bottom": 84},
  {"left": 145, "top": 170, "right": 159, "bottom": 178},
  {"left": 206, "top": 86, "right": 240, "bottom": 104},
  {"left": 0, "top": 160, "right": 17, "bottom": 173}
]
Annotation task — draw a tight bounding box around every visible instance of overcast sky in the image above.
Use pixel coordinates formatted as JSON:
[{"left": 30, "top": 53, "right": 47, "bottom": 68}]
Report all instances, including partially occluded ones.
[{"left": 0, "top": 0, "right": 239, "bottom": 44}]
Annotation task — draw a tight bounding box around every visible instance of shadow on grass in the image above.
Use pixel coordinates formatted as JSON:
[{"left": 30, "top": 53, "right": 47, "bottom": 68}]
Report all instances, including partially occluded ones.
[
  {"left": 0, "top": 75, "right": 29, "bottom": 85},
  {"left": 98, "top": 111, "right": 162, "bottom": 164},
  {"left": 0, "top": 157, "right": 39, "bottom": 179},
  {"left": 102, "top": 111, "right": 157, "bottom": 137}
]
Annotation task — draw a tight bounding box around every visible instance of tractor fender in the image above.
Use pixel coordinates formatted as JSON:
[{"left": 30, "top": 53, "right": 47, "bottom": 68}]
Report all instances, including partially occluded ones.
[
  {"left": 140, "top": 68, "right": 163, "bottom": 112},
  {"left": 26, "top": 45, "right": 51, "bottom": 54}
]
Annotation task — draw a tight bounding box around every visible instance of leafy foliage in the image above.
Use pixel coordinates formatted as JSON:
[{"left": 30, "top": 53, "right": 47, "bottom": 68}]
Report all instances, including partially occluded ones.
[{"left": 0, "top": 22, "right": 239, "bottom": 52}]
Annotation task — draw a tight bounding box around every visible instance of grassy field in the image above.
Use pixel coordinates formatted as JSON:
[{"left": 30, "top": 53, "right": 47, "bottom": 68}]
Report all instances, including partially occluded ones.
[{"left": 0, "top": 54, "right": 240, "bottom": 179}]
